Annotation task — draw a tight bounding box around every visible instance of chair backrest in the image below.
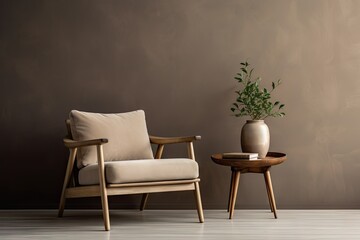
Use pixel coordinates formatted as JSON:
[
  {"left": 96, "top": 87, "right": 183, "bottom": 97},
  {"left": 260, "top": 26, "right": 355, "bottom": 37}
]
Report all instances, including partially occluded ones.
[
  {"left": 68, "top": 110, "right": 154, "bottom": 169},
  {"left": 65, "top": 119, "right": 73, "bottom": 139},
  {"left": 65, "top": 119, "right": 80, "bottom": 186}
]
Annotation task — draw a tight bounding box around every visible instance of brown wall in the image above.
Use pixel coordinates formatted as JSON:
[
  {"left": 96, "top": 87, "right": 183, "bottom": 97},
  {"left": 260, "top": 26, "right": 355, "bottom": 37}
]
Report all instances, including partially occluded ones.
[{"left": 1, "top": 0, "right": 360, "bottom": 209}]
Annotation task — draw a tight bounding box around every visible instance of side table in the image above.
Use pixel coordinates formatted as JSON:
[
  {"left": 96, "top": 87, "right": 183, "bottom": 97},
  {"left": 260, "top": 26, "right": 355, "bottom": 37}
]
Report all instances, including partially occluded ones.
[{"left": 211, "top": 152, "right": 287, "bottom": 219}]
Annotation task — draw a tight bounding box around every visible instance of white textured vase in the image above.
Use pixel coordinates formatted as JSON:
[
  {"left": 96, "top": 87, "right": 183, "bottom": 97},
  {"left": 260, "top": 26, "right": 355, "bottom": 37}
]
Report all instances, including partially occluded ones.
[{"left": 241, "top": 120, "right": 270, "bottom": 158}]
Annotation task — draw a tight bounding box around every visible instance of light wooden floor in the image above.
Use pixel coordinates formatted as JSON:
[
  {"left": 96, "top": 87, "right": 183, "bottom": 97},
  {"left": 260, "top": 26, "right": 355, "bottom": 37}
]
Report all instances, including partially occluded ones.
[{"left": 1, "top": 210, "right": 360, "bottom": 239}]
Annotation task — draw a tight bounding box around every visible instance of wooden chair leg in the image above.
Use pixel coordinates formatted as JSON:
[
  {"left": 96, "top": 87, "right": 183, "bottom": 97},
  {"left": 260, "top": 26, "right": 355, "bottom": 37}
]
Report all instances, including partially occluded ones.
[
  {"left": 229, "top": 171, "right": 240, "bottom": 219},
  {"left": 58, "top": 148, "right": 77, "bottom": 217},
  {"left": 100, "top": 189, "right": 110, "bottom": 231},
  {"left": 264, "top": 172, "right": 274, "bottom": 213},
  {"left": 264, "top": 170, "right": 277, "bottom": 219},
  {"left": 97, "top": 145, "right": 110, "bottom": 231},
  {"left": 140, "top": 193, "right": 149, "bottom": 211},
  {"left": 58, "top": 197, "right": 66, "bottom": 218},
  {"left": 227, "top": 169, "right": 235, "bottom": 212},
  {"left": 58, "top": 189, "right": 67, "bottom": 218},
  {"left": 194, "top": 182, "right": 204, "bottom": 223}
]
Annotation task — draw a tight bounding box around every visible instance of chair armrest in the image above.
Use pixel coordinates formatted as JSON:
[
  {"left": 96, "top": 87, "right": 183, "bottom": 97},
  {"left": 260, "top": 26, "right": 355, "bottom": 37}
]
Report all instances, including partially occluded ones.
[
  {"left": 149, "top": 135, "right": 201, "bottom": 145},
  {"left": 63, "top": 138, "right": 108, "bottom": 148}
]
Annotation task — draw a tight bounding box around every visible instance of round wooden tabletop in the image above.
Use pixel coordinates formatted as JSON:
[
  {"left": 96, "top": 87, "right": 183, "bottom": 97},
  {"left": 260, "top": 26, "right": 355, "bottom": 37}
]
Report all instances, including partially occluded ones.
[{"left": 211, "top": 152, "right": 287, "bottom": 168}]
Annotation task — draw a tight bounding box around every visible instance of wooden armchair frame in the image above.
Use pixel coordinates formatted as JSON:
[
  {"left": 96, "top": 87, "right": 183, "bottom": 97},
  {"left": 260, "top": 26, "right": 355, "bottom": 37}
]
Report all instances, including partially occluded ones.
[{"left": 58, "top": 121, "right": 204, "bottom": 231}]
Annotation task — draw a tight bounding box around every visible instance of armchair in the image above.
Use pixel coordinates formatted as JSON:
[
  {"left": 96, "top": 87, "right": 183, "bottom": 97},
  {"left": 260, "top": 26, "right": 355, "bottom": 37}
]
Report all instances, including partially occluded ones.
[{"left": 58, "top": 110, "right": 204, "bottom": 231}]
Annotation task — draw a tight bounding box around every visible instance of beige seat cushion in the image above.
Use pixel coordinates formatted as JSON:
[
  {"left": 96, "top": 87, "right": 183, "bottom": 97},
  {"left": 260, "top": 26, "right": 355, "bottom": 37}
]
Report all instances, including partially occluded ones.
[
  {"left": 78, "top": 158, "right": 199, "bottom": 185},
  {"left": 69, "top": 110, "right": 154, "bottom": 168}
]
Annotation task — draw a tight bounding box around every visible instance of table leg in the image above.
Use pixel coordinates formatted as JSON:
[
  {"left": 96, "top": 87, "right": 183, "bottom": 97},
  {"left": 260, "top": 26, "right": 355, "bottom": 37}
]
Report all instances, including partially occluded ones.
[
  {"left": 264, "top": 172, "right": 274, "bottom": 213},
  {"left": 227, "top": 169, "right": 235, "bottom": 212},
  {"left": 229, "top": 171, "right": 240, "bottom": 219},
  {"left": 264, "top": 170, "right": 277, "bottom": 218}
]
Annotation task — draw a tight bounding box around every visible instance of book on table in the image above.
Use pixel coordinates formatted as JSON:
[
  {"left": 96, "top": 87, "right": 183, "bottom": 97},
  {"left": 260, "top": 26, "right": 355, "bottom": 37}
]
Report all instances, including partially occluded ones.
[{"left": 222, "top": 152, "right": 259, "bottom": 160}]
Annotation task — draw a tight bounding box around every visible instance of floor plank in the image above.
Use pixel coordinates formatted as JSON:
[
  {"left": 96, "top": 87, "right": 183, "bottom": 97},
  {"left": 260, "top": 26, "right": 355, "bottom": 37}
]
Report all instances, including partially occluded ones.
[{"left": 1, "top": 210, "right": 360, "bottom": 239}]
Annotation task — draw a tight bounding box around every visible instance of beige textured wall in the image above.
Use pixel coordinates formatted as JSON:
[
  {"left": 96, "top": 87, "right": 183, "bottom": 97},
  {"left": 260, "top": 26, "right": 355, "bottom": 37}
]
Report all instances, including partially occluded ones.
[{"left": 1, "top": 0, "right": 360, "bottom": 209}]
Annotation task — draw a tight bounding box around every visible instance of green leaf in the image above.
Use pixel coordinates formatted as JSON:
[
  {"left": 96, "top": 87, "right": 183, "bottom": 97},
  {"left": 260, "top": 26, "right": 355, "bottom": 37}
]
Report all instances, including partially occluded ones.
[
  {"left": 249, "top": 68, "right": 254, "bottom": 78},
  {"left": 231, "top": 61, "right": 285, "bottom": 119}
]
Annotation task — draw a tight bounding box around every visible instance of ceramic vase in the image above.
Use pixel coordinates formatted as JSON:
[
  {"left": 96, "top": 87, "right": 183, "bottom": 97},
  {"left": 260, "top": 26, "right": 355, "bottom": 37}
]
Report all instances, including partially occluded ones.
[{"left": 241, "top": 120, "right": 270, "bottom": 158}]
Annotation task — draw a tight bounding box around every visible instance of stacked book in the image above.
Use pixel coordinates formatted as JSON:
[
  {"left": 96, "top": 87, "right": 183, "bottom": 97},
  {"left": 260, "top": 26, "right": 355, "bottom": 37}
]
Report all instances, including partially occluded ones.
[{"left": 222, "top": 152, "right": 259, "bottom": 160}]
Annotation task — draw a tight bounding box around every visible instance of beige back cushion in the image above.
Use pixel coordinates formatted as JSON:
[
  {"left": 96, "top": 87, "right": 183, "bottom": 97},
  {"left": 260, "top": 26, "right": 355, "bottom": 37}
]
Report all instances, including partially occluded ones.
[{"left": 69, "top": 110, "right": 154, "bottom": 168}]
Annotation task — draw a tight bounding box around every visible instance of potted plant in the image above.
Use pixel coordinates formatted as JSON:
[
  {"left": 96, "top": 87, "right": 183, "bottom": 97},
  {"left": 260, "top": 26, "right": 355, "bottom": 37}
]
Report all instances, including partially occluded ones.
[{"left": 230, "top": 61, "right": 285, "bottom": 158}]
